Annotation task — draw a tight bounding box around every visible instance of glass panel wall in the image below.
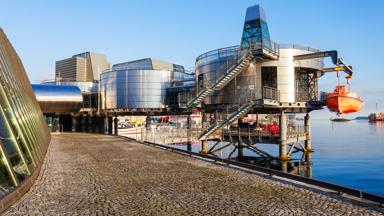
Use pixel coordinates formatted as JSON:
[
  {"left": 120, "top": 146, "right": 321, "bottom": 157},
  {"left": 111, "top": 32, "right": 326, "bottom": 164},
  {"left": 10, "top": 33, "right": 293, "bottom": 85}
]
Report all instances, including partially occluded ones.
[{"left": 0, "top": 27, "right": 51, "bottom": 197}]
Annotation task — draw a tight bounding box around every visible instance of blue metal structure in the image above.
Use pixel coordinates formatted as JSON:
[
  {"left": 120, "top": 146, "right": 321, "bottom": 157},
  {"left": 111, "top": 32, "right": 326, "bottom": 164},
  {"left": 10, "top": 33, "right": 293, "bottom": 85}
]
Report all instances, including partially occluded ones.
[{"left": 32, "top": 84, "right": 83, "bottom": 114}]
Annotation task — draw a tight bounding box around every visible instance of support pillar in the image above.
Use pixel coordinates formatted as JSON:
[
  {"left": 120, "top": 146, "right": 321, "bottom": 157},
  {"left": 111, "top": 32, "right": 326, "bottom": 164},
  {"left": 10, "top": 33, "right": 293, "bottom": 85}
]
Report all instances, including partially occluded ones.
[
  {"left": 305, "top": 152, "right": 313, "bottom": 178},
  {"left": 114, "top": 116, "right": 118, "bottom": 135},
  {"left": 187, "top": 115, "right": 192, "bottom": 151},
  {"left": 201, "top": 140, "right": 209, "bottom": 154},
  {"left": 304, "top": 113, "right": 312, "bottom": 152},
  {"left": 88, "top": 116, "right": 93, "bottom": 133},
  {"left": 108, "top": 117, "right": 113, "bottom": 134},
  {"left": 280, "top": 161, "right": 288, "bottom": 173},
  {"left": 71, "top": 116, "right": 76, "bottom": 132},
  {"left": 279, "top": 111, "right": 289, "bottom": 161},
  {"left": 81, "top": 116, "right": 86, "bottom": 132},
  {"left": 200, "top": 112, "right": 209, "bottom": 154},
  {"left": 237, "top": 118, "right": 243, "bottom": 159},
  {"left": 94, "top": 117, "right": 100, "bottom": 133},
  {"left": 146, "top": 116, "right": 151, "bottom": 130},
  {"left": 201, "top": 112, "right": 207, "bottom": 130},
  {"left": 104, "top": 116, "right": 109, "bottom": 134}
]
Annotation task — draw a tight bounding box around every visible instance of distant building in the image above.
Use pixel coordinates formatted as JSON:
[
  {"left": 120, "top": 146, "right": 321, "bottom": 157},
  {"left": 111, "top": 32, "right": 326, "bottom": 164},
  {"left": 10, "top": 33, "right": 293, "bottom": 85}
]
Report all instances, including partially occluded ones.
[{"left": 55, "top": 52, "right": 110, "bottom": 82}]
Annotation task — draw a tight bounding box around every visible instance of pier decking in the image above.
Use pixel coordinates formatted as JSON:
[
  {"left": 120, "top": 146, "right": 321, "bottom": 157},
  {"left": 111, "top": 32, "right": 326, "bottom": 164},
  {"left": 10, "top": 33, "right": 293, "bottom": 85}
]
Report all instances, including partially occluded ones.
[{"left": 4, "top": 133, "right": 383, "bottom": 215}]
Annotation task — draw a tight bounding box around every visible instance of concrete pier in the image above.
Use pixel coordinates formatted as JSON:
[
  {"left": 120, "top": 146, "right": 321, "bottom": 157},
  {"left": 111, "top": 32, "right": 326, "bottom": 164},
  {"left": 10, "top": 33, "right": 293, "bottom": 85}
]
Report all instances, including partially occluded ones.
[{"left": 4, "top": 133, "right": 382, "bottom": 215}]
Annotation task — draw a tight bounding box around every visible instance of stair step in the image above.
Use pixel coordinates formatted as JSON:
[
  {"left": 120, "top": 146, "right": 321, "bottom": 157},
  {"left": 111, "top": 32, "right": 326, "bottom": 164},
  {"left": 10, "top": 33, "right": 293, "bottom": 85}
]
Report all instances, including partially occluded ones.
[{"left": 189, "top": 54, "right": 255, "bottom": 108}]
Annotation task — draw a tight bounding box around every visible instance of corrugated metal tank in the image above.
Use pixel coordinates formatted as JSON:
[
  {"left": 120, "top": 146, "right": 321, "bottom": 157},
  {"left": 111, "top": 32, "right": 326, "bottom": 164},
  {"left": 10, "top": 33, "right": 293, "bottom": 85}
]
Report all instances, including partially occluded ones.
[
  {"left": 100, "top": 69, "right": 172, "bottom": 109},
  {"left": 194, "top": 44, "right": 324, "bottom": 105},
  {"left": 32, "top": 84, "right": 83, "bottom": 113}
]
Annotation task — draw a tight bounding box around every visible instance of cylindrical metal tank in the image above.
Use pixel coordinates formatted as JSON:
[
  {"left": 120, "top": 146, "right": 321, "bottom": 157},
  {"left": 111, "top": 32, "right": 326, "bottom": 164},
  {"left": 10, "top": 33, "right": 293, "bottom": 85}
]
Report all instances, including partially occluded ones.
[
  {"left": 194, "top": 44, "right": 324, "bottom": 105},
  {"left": 41, "top": 81, "right": 98, "bottom": 93},
  {"left": 263, "top": 44, "right": 323, "bottom": 102},
  {"left": 100, "top": 69, "right": 172, "bottom": 109},
  {"left": 32, "top": 84, "right": 83, "bottom": 113}
]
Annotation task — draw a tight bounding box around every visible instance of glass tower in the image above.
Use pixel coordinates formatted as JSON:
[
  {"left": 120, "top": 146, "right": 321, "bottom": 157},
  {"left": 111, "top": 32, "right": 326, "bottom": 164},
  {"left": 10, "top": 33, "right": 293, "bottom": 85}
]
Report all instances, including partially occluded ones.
[{"left": 240, "top": 5, "right": 272, "bottom": 51}]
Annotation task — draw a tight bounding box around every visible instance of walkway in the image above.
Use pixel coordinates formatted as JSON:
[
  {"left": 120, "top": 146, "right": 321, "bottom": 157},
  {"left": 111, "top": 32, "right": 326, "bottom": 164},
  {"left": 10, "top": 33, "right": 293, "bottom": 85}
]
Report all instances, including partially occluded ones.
[{"left": 4, "top": 133, "right": 383, "bottom": 215}]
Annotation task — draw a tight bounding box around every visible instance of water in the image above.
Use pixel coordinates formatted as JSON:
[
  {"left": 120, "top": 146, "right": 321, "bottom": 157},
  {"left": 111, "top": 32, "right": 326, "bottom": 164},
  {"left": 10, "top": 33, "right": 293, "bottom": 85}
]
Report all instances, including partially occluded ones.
[
  {"left": 310, "top": 120, "right": 384, "bottom": 195},
  {"left": 167, "top": 120, "right": 384, "bottom": 195}
]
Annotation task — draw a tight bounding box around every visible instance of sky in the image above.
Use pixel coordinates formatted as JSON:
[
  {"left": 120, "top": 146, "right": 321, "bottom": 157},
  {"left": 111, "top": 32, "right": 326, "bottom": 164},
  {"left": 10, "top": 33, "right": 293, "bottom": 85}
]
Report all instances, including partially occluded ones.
[{"left": 0, "top": 0, "right": 383, "bottom": 118}]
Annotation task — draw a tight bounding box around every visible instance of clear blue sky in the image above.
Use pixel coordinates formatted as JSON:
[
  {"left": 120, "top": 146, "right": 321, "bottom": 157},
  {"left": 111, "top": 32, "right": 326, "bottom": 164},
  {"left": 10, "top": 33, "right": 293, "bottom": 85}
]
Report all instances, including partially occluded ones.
[{"left": 1, "top": 0, "right": 383, "bottom": 117}]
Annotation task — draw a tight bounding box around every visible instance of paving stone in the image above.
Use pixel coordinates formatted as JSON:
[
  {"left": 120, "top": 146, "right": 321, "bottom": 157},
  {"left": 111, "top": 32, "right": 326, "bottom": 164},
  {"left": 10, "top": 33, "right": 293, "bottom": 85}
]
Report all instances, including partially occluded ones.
[{"left": 3, "top": 133, "right": 384, "bottom": 216}]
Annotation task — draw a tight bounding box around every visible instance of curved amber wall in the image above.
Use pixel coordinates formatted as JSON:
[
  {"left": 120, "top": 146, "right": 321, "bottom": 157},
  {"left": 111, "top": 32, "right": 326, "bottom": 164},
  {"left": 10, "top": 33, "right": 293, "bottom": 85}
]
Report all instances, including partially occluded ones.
[{"left": 0, "top": 28, "right": 50, "bottom": 198}]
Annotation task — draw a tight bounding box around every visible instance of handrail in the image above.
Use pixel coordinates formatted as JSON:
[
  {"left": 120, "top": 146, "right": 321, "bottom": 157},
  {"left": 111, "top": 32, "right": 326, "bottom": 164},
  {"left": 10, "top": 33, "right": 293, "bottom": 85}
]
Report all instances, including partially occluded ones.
[
  {"left": 188, "top": 50, "right": 254, "bottom": 107},
  {"left": 207, "top": 49, "right": 253, "bottom": 90},
  {"left": 196, "top": 36, "right": 279, "bottom": 69},
  {"left": 199, "top": 102, "right": 255, "bottom": 139},
  {"left": 279, "top": 44, "right": 321, "bottom": 52},
  {"left": 263, "top": 86, "right": 279, "bottom": 101}
]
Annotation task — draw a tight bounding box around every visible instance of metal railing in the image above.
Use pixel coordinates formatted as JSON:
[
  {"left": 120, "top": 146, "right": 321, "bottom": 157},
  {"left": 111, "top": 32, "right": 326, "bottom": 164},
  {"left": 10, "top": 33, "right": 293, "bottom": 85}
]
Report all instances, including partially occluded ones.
[
  {"left": 287, "top": 125, "right": 305, "bottom": 136},
  {"left": 206, "top": 49, "right": 253, "bottom": 90},
  {"left": 263, "top": 86, "right": 279, "bottom": 101},
  {"left": 279, "top": 43, "right": 321, "bottom": 53},
  {"left": 296, "top": 91, "right": 310, "bottom": 102},
  {"left": 140, "top": 124, "right": 202, "bottom": 145},
  {"left": 187, "top": 49, "right": 255, "bottom": 107},
  {"left": 243, "top": 36, "right": 280, "bottom": 57}
]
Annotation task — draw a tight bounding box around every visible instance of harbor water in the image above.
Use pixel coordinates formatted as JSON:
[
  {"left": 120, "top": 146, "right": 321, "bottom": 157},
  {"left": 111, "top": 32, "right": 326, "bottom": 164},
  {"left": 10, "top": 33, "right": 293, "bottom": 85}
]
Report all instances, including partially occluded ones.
[{"left": 310, "top": 120, "right": 384, "bottom": 195}]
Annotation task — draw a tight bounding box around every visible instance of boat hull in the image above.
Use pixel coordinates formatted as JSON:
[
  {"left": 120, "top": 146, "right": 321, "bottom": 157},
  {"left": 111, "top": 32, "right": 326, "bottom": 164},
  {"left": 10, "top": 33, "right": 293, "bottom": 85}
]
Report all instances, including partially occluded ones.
[
  {"left": 326, "top": 95, "right": 363, "bottom": 114},
  {"left": 330, "top": 117, "right": 351, "bottom": 122},
  {"left": 369, "top": 113, "right": 384, "bottom": 122}
]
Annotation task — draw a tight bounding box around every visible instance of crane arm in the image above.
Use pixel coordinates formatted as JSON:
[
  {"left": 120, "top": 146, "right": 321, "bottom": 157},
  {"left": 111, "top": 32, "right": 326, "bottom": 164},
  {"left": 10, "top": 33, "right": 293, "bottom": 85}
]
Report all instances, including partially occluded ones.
[{"left": 293, "top": 50, "right": 353, "bottom": 79}]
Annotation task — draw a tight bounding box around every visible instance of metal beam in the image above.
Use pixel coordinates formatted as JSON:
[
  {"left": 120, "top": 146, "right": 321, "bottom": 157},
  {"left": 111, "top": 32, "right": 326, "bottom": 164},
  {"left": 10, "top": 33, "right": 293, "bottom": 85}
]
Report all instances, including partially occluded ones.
[{"left": 293, "top": 50, "right": 338, "bottom": 65}]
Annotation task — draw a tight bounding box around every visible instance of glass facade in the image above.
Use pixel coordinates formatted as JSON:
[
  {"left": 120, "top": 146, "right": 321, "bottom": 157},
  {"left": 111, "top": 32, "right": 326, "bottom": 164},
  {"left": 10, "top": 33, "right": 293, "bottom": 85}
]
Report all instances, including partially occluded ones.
[
  {"left": 240, "top": 5, "right": 272, "bottom": 51},
  {"left": 241, "top": 20, "right": 271, "bottom": 49},
  {"left": 0, "top": 28, "right": 50, "bottom": 196}
]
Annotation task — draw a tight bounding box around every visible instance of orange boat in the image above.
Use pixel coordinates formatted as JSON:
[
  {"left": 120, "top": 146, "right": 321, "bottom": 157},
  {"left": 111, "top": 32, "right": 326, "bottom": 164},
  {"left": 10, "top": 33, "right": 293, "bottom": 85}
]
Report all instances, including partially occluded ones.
[{"left": 325, "top": 85, "right": 363, "bottom": 114}]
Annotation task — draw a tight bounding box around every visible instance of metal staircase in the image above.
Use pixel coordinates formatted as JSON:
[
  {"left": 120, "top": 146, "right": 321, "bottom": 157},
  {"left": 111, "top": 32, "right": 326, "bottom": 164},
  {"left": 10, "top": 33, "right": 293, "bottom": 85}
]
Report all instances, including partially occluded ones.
[
  {"left": 199, "top": 101, "right": 255, "bottom": 140},
  {"left": 187, "top": 51, "right": 255, "bottom": 108}
]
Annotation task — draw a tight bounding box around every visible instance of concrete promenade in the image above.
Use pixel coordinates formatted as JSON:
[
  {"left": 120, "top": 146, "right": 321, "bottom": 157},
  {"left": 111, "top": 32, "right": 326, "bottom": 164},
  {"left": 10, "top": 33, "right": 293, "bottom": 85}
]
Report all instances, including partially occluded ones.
[{"left": 4, "top": 133, "right": 383, "bottom": 215}]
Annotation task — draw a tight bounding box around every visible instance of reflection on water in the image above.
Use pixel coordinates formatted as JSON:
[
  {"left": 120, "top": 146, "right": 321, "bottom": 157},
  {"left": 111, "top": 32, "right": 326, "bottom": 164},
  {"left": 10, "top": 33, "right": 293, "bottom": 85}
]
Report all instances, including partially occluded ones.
[
  {"left": 238, "top": 154, "right": 313, "bottom": 178},
  {"left": 311, "top": 120, "right": 384, "bottom": 195},
  {"left": 169, "top": 120, "right": 384, "bottom": 195}
]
